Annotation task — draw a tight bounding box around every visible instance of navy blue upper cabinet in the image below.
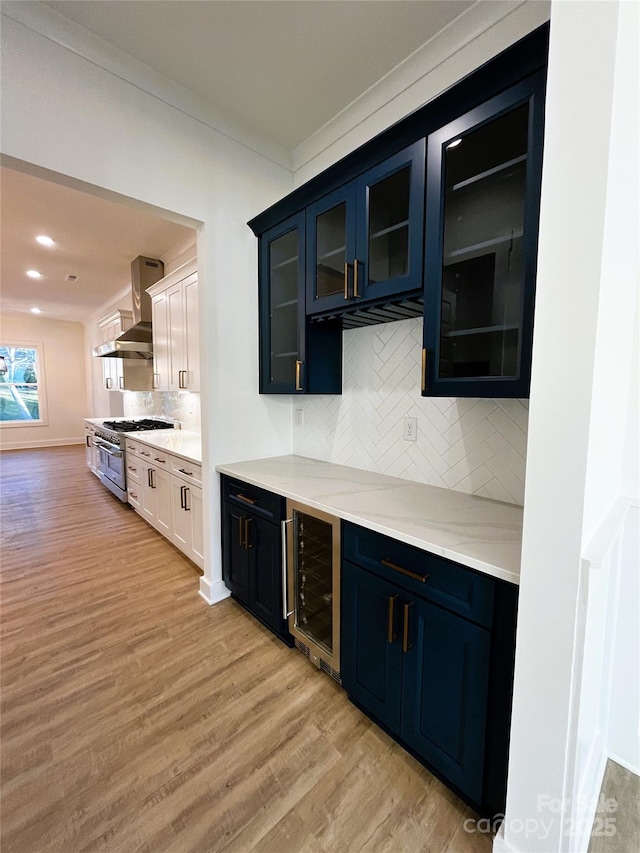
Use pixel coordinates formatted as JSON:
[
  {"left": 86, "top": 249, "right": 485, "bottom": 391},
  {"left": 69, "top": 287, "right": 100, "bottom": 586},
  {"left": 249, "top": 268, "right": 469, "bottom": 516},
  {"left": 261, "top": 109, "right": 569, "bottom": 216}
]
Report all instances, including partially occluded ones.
[
  {"left": 307, "top": 141, "right": 426, "bottom": 316},
  {"left": 422, "top": 72, "right": 546, "bottom": 398},
  {"left": 259, "top": 212, "right": 341, "bottom": 394}
]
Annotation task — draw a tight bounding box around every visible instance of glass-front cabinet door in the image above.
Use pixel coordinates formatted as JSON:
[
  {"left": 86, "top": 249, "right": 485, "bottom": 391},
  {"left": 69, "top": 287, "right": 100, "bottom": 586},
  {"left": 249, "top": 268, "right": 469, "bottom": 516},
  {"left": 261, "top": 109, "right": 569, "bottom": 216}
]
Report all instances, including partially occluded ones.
[
  {"left": 355, "top": 139, "right": 425, "bottom": 304},
  {"left": 306, "top": 185, "right": 357, "bottom": 315},
  {"left": 259, "top": 213, "right": 306, "bottom": 393},
  {"left": 422, "top": 72, "right": 545, "bottom": 397},
  {"left": 306, "top": 141, "right": 425, "bottom": 316}
]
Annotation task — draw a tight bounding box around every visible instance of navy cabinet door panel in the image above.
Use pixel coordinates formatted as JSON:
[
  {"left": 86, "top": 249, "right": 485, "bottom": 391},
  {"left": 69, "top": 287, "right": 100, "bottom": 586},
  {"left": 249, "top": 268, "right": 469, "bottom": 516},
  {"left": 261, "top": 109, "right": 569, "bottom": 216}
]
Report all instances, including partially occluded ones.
[
  {"left": 341, "top": 560, "right": 403, "bottom": 733},
  {"left": 247, "top": 516, "right": 283, "bottom": 633},
  {"left": 400, "top": 596, "right": 491, "bottom": 803},
  {"left": 222, "top": 502, "right": 249, "bottom": 602}
]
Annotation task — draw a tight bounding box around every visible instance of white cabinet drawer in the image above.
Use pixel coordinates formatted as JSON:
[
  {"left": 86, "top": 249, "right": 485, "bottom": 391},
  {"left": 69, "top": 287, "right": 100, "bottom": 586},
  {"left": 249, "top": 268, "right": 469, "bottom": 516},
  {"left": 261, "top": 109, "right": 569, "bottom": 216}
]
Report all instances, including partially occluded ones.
[
  {"left": 125, "top": 438, "right": 139, "bottom": 455},
  {"left": 170, "top": 456, "right": 202, "bottom": 486},
  {"left": 127, "top": 484, "right": 142, "bottom": 509},
  {"left": 126, "top": 459, "right": 142, "bottom": 485},
  {"left": 136, "top": 444, "right": 154, "bottom": 461}
]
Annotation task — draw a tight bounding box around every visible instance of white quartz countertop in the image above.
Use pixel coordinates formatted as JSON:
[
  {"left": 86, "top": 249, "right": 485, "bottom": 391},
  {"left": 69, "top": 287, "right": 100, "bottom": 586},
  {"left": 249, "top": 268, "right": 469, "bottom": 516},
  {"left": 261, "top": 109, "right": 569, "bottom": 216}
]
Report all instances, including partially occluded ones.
[
  {"left": 216, "top": 455, "right": 523, "bottom": 585},
  {"left": 133, "top": 430, "right": 202, "bottom": 465},
  {"left": 84, "top": 419, "right": 201, "bottom": 464}
]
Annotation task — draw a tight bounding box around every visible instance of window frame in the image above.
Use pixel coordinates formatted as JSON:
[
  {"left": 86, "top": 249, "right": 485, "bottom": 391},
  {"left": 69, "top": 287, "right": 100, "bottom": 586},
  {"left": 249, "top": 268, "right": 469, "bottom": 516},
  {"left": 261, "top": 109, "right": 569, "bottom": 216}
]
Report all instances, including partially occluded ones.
[{"left": 0, "top": 340, "right": 49, "bottom": 427}]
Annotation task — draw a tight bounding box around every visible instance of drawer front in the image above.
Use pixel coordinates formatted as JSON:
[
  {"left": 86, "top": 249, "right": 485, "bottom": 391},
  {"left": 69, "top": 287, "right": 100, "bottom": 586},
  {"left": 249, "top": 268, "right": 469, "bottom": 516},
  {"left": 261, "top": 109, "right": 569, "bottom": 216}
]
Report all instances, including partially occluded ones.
[
  {"left": 221, "top": 475, "right": 284, "bottom": 523},
  {"left": 343, "top": 523, "right": 495, "bottom": 628},
  {"left": 124, "top": 438, "right": 139, "bottom": 455},
  {"left": 137, "top": 443, "right": 169, "bottom": 469},
  {"left": 170, "top": 455, "right": 202, "bottom": 486},
  {"left": 125, "top": 459, "right": 142, "bottom": 485},
  {"left": 127, "top": 483, "right": 142, "bottom": 509}
]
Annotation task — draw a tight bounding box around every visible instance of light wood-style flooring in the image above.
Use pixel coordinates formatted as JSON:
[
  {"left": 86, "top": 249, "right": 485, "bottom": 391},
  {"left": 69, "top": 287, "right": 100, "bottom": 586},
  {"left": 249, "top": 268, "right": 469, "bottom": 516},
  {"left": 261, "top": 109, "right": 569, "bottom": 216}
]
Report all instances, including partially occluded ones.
[{"left": 1, "top": 446, "right": 492, "bottom": 852}]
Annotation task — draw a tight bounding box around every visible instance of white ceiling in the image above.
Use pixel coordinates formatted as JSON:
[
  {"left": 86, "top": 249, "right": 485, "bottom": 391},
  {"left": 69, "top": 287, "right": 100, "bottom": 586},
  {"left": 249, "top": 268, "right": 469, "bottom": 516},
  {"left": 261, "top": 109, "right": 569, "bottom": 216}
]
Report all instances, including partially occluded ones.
[
  {"left": 0, "top": 167, "right": 193, "bottom": 323},
  {"left": 1, "top": 0, "right": 476, "bottom": 324}
]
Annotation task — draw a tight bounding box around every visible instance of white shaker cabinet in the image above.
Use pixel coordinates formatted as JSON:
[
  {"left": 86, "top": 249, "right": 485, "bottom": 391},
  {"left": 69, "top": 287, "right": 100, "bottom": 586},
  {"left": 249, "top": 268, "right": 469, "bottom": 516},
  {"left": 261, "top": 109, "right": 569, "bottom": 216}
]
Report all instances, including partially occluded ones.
[
  {"left": 148, "top": 259, "right": 199, "bottom": 393},
  {"left": 170, "top": 479, "right": 204, "bottom": 568},
  {"left": 98, "top": 311, "right": 132, "bottom": 391},
  {"left": 84, "top": 424, "right": 100, "bottom": 475},
  {"left": 97, "top": 309, "right": 152, "bottom": 392},
  {"left": 127, "top": 438, "right": 204, "bottom": 570}
]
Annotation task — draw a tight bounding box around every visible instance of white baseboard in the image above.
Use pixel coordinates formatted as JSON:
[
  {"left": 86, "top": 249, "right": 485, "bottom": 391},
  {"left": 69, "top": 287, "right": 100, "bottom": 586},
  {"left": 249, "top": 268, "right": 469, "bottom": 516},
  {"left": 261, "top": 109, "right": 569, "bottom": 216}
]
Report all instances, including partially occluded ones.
[
  {"left": 0, "top": 437, "right": 84, "bottom": 450},
  {"left": 198, "top": 577, "right": 230, "bottom": 605}
]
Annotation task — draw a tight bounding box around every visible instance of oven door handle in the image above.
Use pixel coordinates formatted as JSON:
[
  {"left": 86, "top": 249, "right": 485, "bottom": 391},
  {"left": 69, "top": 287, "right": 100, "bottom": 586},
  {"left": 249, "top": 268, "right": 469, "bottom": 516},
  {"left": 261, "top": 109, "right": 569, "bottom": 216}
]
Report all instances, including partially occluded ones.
[{"left": 94, "top": 440, "right": 123, "bottom": 457}]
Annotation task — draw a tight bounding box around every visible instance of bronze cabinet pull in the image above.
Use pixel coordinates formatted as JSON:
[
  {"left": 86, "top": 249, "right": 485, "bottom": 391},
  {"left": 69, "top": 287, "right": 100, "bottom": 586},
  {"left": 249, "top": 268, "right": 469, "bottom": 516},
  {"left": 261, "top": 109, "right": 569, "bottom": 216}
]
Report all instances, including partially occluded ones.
[
  {"left": 402, "top": 601, "right": 413, "bottom": 653},
  {"left": 238, "top": 514, "right": 245, "bottom": 547},
  {"left": 421, "top": 348, "right": 428, "bottom": 393},
  {"left": 387, "top": 594, "right": 398, "bottom": 643},
  {"left": 353, "top": 258, "right": 360, "bottom": 298},
  {"left": 236, "top": 493, "right": 257, "bottom": 506},
  {"left": 154, "top": 457, "right": 166, "bottom": 463},
  {"left": 381, "top": 558, "right": 429, "bottom": 584},
  {"left": 178, "top": 468, "right": 193, "bottom": 476},
  {"left": 295, "top": 360, "right": 303, "bottom": 392},
  {"left": 343, "top": 261, "right": 349, "bottom": 299},
  {"left": 243, "top": 517, "right": 252, "bottom": 548}
]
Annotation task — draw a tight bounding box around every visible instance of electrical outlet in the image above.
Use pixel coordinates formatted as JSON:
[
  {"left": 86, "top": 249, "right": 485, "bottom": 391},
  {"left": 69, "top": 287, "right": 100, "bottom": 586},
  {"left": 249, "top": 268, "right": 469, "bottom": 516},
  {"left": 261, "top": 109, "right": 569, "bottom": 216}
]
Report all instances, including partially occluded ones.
[
  {"left": 403, "top": 416, "right": 418, "bottom": 441},
  {"left": 295, "top": 408, "right": 304, "bottom": 427}
]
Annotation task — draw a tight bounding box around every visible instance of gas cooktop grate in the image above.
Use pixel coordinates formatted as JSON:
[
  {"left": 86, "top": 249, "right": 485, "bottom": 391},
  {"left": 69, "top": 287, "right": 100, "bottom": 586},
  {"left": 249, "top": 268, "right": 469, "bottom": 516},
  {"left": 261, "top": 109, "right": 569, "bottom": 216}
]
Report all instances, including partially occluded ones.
[{"left": 101, "top": 419, "right": 175, "bottom": 432}]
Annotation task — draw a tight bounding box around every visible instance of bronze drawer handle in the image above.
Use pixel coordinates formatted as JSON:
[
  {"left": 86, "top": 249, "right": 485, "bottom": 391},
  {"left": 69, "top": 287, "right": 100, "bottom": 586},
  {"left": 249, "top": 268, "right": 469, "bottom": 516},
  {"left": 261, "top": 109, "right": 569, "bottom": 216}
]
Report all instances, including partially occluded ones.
[
  {"left": 178, "top": 468, "right": 193, "bottom": 476},
  {"left": 381, "top": 558, "right": 429, "bottom": 584},
  {"left": 236, "top": 494, "right": 257, "bottom": 506},
  {"left": 387, "top": 594, "right": 398, "bottom": 643},
  {"left": 402, "top": 602, "right": 413, "bottom": 653}
]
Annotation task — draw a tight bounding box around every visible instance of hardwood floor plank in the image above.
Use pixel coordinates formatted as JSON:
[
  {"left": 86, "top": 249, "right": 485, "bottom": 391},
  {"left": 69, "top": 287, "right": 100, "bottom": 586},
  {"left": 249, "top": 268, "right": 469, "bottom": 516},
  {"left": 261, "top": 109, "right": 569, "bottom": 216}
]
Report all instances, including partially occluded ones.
[{"left": 1, "top": 447, "right": 489, "bottom": 853}]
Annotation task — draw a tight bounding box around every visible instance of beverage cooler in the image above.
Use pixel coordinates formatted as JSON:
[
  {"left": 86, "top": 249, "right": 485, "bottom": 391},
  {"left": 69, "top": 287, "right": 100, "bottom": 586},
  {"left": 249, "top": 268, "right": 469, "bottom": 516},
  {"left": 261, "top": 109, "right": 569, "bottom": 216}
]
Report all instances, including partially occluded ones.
[{"left": 284, "top": 501, "right": 341, "bottom": 681}]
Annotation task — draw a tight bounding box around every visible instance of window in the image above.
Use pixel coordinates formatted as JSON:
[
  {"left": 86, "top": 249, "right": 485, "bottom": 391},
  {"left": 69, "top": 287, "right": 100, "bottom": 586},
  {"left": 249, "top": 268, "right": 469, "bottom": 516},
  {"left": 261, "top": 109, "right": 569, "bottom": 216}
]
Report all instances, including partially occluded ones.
[{"left": 0, "top": 343, "right": 48, "bottom": 425}]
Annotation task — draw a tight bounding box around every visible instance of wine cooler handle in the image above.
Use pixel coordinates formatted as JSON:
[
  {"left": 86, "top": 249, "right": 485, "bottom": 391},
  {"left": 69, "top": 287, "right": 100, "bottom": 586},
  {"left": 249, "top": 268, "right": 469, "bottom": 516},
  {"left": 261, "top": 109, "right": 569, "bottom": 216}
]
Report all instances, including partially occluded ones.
[{"left": 281, "top": 519, "right": 294, "bottom": 620}]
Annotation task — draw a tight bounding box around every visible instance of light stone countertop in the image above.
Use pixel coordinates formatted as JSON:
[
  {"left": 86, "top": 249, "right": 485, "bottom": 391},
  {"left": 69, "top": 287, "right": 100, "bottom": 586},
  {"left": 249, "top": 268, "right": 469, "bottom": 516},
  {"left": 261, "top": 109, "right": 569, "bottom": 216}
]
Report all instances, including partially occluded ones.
[
  {"left": 216, "top": 455, "right": 523, "bottom": 585},
  {"left": 84, "top": 419, "right": 201, "bottom": 464},
  {"left": 132, "top": 430, "right": 202, "bottom": 465}
]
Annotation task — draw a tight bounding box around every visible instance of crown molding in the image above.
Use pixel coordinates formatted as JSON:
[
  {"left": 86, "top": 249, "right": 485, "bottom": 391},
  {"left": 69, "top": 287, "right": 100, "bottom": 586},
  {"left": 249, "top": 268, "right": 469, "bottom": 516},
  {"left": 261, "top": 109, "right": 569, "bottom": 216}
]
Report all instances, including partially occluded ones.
[{"left": 292, "top": 0, "right": 550, "bottom": 180}]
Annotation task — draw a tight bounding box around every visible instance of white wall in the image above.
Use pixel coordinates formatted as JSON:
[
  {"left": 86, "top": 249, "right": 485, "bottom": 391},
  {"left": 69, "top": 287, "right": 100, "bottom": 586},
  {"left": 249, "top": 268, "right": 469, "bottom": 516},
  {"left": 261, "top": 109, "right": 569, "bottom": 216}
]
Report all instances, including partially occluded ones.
[
  {"left": 1, "top": 8, "right": 294, "bottom": 604},
  {"left": 0, "top": 313, "right": 87, "bottom": 449}
]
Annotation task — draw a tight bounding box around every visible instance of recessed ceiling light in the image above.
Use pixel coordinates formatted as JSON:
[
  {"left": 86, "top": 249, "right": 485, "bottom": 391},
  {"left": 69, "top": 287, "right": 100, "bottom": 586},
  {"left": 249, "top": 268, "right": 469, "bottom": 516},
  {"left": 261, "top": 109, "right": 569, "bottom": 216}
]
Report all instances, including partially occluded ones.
[
  {"left": 26, "top": 270, "right": 43, "bottom": 279},
  {"left": 30, "top": 307, "right": 42, "bottom": 314},
  {"left": 36, "top": 235, "right": 55, "bottom": 247}
]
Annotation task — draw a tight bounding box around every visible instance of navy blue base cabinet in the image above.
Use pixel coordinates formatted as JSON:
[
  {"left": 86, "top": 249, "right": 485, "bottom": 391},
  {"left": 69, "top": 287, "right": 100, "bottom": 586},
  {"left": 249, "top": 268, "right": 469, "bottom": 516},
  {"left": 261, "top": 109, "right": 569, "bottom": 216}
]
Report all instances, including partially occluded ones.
[
  {"left": 221, "top": 476, "right": 292, "bottom": 645},
  {"left": 341, "top": 523, "right": 517, "bottom": 816}
]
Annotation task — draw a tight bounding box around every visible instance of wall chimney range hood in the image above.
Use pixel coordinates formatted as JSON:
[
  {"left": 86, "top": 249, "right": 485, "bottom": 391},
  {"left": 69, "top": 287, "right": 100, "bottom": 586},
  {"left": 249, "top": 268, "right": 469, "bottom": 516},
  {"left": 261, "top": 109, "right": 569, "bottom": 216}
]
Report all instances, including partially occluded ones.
[{"left": 94, "top": 256, "right": 164, "bottom": 359}]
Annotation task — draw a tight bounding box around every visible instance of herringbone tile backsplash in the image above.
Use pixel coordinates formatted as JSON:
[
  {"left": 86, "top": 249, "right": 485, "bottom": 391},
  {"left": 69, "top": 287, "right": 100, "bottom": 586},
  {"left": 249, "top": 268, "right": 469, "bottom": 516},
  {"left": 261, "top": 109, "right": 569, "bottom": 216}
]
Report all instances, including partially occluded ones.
[{"left": 293, "top": 318, "right": 528, "bottom": 505}]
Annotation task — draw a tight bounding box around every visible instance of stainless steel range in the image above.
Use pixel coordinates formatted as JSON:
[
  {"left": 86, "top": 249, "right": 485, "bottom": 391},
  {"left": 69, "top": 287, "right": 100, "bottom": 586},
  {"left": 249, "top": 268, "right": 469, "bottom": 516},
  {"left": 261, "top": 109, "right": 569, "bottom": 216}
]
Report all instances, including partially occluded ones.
[{"left": 94, "top": 418, "right": 177, "bottom": 502}]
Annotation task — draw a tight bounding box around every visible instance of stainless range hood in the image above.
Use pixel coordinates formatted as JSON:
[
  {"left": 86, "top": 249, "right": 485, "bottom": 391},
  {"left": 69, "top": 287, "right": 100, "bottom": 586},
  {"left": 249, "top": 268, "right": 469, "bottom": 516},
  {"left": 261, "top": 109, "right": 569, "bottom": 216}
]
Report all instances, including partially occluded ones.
[{"left": 94, "top": 256, "right": 164, "bottom": 359}]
